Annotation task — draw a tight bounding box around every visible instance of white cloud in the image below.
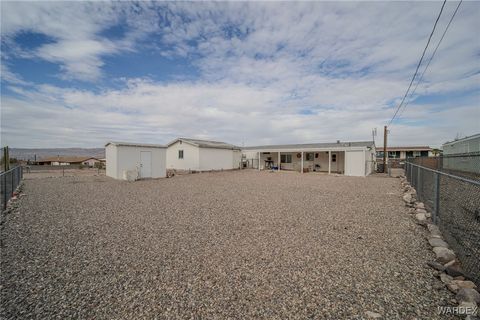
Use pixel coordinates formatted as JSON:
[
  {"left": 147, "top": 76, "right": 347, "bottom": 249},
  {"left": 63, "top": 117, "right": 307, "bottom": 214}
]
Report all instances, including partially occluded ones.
[
  {"left": 1, "top": 1, "right": 479, "bottom": 147},
  {"left": 1, "top": 1, "right": 139, "bottom": 81}
]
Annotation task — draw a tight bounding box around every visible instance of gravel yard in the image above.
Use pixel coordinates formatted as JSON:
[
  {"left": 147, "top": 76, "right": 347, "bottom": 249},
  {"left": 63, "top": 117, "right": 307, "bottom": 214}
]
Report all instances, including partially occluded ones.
[{"left": 1, "top": 170, "right": 454, "bottom": 319}]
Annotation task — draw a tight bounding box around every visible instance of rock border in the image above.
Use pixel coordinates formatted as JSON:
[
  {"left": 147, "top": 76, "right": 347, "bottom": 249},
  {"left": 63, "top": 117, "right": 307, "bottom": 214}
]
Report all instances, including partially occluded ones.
[
  {"left": 399, "top": 175, "right": 479, "bottom": 318},
  {"left": 0, "top": 182, "right": 24, "bottom": 219}
]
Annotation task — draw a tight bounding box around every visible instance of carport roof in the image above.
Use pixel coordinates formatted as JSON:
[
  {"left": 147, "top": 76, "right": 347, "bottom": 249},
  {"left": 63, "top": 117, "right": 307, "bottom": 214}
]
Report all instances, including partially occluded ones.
[{"left": 243, "top": 141, "right": 375, "bottom": 150}]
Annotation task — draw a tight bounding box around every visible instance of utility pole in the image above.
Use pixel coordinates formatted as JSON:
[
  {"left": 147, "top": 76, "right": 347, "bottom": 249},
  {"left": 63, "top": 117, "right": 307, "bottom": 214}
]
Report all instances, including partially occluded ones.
[{"left": 383, "top": 126, "right": 388, "bottom": 173}]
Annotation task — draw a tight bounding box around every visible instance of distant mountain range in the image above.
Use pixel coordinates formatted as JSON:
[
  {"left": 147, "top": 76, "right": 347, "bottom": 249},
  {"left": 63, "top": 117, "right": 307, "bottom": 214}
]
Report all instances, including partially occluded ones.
[{"left": 9, "top": 148, "right": 105, "bottom": 161}]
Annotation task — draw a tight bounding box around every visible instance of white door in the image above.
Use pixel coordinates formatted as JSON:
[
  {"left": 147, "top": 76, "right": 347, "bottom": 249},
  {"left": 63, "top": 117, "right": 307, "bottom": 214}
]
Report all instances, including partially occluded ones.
[
  {"left": 345, "top": 150, "right": 365, "bottom": 176},
  {"left": 140, "top": 151, "right": 152, "bottom": 178}
]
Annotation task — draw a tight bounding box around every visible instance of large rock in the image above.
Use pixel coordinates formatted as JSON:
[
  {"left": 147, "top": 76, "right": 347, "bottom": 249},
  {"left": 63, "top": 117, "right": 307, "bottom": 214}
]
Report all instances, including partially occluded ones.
[
  {"left": 415, "top": 213, "right": 427, "bottom": 221},
  {"left": 456, "top": 288, "right": 480, "bottom": 304},
  {"left": 365, "top": 311, "right": 382, "bottom": 319},
  {"left": 403, "top": 193, "right": 412, "bottom": 204},
  {"left": 416, "top": 208, "right": 427, "bottom": 214},
  {"left": 429, "top": 238, "right": 448, "bottom": 248},
  {"left": 427, "top": 224, "right": 441, "bottom": 234},
  {"left": 452, "top": 280, "right": 478, "bottom": 290},
  {"left": 416, "top": 202, "right": 425, "bottom": 209},
  {"left": 440, "top": 273, "right": 453, "bottom": 284},
  {"left": 444, "top": 260, "right": 465, "bottom": 277},
  {"left": 427, "top": 261, "right": 446, "bottom": 272},
  {"left": 447, "top": 282, "right": 460, "bottom": 293},
  {"left": 427, "top": 224, "right": 442, "bottom": 238},
  {"left": 433, "top": 247, "right": 456, "bottom": 264}
]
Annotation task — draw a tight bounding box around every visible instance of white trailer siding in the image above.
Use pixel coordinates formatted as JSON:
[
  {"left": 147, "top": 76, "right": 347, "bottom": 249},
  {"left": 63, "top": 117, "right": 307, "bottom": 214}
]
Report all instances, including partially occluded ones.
[
  {"left": 345, "top": 150, "right": 366, "bottom": 177},
  {"left": 199, "top": 148, "right": 240, "bottom": 170},
  {"left": 106, "top": 143, "right": 167, "bottom": 180},
  {"left": 365, "top": 149, "right": 375, "bottom": 176},
  {"left": 106, "top": 145, "right": 117, "bottom": 178},
  {"left": 232, "top": 150, "right": 242, "bottom": 169},
  {"left": 166, "top": 141, "right": 200, "bottom": 170}
]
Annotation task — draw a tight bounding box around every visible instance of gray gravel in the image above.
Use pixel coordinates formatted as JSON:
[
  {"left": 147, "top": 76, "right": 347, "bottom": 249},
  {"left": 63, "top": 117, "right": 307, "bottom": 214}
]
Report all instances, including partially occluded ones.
[{"left": 1, "top": 171, "right": 454, "bottom": 319}]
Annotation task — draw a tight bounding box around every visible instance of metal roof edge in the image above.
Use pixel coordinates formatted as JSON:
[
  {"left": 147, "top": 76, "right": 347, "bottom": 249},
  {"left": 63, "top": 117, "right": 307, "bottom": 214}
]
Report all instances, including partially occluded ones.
[{"left": 105, "top": 141, "right": 167, "bottom": 148}]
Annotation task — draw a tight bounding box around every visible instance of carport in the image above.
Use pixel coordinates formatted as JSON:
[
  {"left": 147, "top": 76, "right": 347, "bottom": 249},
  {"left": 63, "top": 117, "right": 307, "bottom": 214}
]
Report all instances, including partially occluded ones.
[{"left": 242, "top": 141, "right": 375, "bottom": 177}]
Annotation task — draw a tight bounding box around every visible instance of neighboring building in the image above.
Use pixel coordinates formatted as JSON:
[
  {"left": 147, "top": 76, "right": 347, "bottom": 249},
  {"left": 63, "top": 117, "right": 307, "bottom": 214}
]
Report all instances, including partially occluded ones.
[
  {"left": 166, "top": 138, "right": 242, "bottom": 171},
  {"left": 242, "top": 140, "right": 375, "bottom": 177},
  {"left": 375, "top": 146, "right": 433, "bottom": 161},
  {"left": 442, "top": 133, "right": 480, "bottom": 155},
  {"left": 81, "top": 157, "right": 101, "bottom": 167},
  {"left": 105, "top": 142, "right": 167, "bottom": 180},
  {"left": 442, "top": 133, "right": 480, "bottom": 174},
  {"left": 37, "top": 156, "right": 100, "bottom": 166}
]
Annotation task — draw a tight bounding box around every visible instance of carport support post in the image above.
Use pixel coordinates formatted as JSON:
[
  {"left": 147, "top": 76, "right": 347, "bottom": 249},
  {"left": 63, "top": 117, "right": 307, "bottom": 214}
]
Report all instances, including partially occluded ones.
[
  {"left": 301, "top": 152, "right": 304, "bottom": 173},
  {"left": 328, "top": 151, "right": 331, "bottom": 174},
  {"left": 258, "top": 152, "right": 260, "bottom": 171},
  {"left": 278, "top": 152, "right": 281, "bottom": 171}
]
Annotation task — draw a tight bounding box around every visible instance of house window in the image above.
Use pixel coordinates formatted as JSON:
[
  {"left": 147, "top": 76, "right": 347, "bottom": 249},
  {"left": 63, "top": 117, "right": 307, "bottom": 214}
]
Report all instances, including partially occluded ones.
[
  {"left": 305, "top": 153, "right": 314, "bottom": 161},
  {"left": 420, "top": 151, "right": 429, "bottom": 157},
  {"left": 388, "top": 151, "right": 400, "bottom": 158},
  {"left": 281, "top": 154, "right": 292, "bottom": 163},
  {"left": 406, "top": 151, "right": 413, "bottom": 158},
  {"left": 178, "top": 150, "right": 184, "bottom": 159},
  {"left": 331, "top": 154, "right": 337, "bottom": 162}
]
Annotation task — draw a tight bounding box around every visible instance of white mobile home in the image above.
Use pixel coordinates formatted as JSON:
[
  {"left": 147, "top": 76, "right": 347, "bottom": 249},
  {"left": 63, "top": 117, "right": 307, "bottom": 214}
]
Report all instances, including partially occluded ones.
[
  {"left": 442, "top": 133, "right": 480, "bottom": 173},
  {"left": 242, "top": 141, "right": 375, "bottom": 177},
  {"left": 105, "top": 142, "right": 167, "bottom": 180},
  {"left": 443, "top": 133, "right": 480, "bottom": 155},
  {"left": 167, "top": 138, "right": 242, "bottom": 171}
]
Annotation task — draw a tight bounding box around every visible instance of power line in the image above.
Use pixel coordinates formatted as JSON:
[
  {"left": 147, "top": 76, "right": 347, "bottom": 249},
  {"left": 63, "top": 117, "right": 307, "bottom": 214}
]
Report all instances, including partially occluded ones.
[
  {"left": 395, "top": 0, "right": 463, "bottom": 122},
  {"left": 387, "top": 0, "right": 447, "bottom": 127}
]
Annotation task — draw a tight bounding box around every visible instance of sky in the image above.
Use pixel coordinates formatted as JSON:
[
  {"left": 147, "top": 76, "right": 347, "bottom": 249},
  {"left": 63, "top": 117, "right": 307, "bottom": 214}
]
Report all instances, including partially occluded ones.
[{"left": 1, "top": 1, "right": 479, "bottom": 148}]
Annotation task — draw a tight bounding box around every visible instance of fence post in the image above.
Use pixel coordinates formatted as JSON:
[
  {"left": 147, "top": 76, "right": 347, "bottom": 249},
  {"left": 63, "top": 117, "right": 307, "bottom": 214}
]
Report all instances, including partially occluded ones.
[
  {"left": 433, "top": 172, "right": 440, "bottom": 224},
  {"left": 3, "top": 173, "right": 6, "bottom": 210},
  {"left": 11, "top": 169, "right": 14, "bottom": 198},
  {"left": 417, "top": 166, "right": 422, "bottom": 197}
]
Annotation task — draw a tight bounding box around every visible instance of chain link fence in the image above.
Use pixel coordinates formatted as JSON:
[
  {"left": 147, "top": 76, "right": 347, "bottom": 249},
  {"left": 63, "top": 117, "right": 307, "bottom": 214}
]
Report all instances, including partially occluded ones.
[
  {"left": 406, "top": 155, "right": 480, "bottom": 286},
  {"left": 1, "top": 166, "right": 24, "bottom": 211}
]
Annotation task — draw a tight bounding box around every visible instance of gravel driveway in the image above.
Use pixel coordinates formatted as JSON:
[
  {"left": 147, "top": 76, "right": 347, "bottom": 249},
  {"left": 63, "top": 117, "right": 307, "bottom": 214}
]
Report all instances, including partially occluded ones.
[{"left": 1, "top": 171, "right": 453, "bottom": 319}]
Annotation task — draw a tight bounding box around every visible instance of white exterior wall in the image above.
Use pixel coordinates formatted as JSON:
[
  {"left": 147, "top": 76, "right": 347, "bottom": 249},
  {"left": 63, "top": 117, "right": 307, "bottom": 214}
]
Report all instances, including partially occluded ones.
[
  {"left": 365, "top": 149, "right": 375, "bottom": 175},
  {"left": 232, "top": 150, "right": 242, "bottom": 169},
  {"left": 106, "top": 145, "right": 117, "bottom": 178},
  {"left": 166, "top": 141, "right": 200, "bottom": 170},
  {"left": 344, "top": 150, "right": 366, "bottom": 177},
  {"left": 106, "top": 144, "right": 166, "bottom": 179},
  {"left": 199, "top": 148, "right": 241, "bottom": 170}
]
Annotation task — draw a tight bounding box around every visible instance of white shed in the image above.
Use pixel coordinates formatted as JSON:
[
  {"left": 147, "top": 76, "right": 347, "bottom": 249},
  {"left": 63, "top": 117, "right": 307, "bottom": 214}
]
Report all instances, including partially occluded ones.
[
  {"left": 105, "top": 142, "right": 167, "bottom": 180},
  {"left": 166, "top": 138, "right": 242, "bottom": 171}
]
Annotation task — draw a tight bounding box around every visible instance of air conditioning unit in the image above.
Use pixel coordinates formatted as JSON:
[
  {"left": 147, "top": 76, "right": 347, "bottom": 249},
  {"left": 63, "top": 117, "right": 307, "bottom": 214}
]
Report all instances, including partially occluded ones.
[{"left": 123, "top": 169, "right": 138, "bottom": 181}]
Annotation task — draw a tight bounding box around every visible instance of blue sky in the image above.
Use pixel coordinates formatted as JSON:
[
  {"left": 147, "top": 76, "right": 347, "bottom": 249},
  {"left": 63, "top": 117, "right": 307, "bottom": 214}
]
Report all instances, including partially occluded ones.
[{"left": 1, "top": 1, "right": 479, "bottom": 148}]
